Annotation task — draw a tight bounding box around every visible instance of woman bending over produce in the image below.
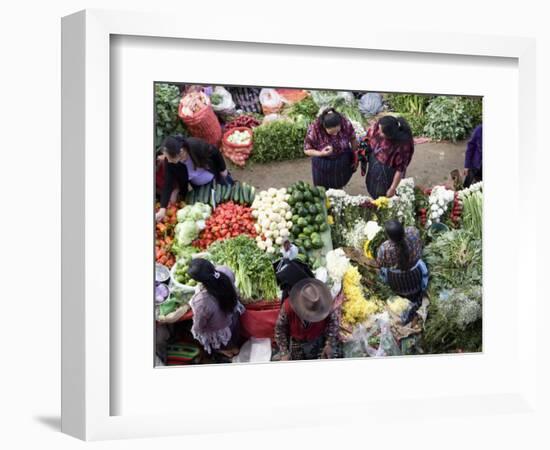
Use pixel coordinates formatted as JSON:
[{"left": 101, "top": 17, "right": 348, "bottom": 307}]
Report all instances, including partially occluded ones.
[
  {"left": 274, "top": 278, "right": 340, "bottom": 361},
  {"left": 156, "top": 135, "right": 233, "bottom": 221},
  {"left": 304, "top": 108, "right": 358, "bottom": 189},
  {"left": 359, "top": 116, "right": 414, "bottom": 199},
  {"left": 187, "top": 258, "right": 244, "bottom": 357},
  {"left": 376, "top": 220, "right": 428, "bottom": 323}
]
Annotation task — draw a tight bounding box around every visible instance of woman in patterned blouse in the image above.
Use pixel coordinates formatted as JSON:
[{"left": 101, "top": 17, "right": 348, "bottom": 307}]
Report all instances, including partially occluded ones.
[
  {"left": 376, "top": 220, "right": 429, "bottom": 322},
  {"left": 360, "top": 115, "right": 414, "bottom": 199},
  {"left": 303, "top": 108, "right": 359, "bottom": 189}
]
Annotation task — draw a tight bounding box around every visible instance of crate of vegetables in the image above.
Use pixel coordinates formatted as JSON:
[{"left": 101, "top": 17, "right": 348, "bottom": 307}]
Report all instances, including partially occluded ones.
[{"left": 221, "top": 127, "right": 253, "bottom": 167}]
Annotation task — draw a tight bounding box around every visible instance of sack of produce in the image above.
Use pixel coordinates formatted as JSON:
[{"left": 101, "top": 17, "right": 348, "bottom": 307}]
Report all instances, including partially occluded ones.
[
  {"left": 221, "top": 126, "right": 253, "bottom": 167},
  {"left": 276, "top": 88, "right": 309, "bottom": 105},
  {"left": 232, "top": 338, "right": 272, "bottom": 363},
  {"left": 210, "top": 86, "right": 236, "bottom": 120},
  {"left": 178, "top": 91, "right": 222, "bottom": 146},
  {"left": 359, "top": 93, "right": 383, "bottom": 116},
  {"left": 259, "top": 88, "right": 283, "bottom": 115}
]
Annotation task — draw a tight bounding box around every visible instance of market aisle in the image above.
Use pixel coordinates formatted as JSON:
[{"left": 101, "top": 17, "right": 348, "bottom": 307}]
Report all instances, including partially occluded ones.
[{"left": 230, "top": 140, "right": 466, "bottom": 195}]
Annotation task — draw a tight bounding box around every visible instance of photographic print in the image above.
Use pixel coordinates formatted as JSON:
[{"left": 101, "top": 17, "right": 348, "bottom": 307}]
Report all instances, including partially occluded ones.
[{"left": 154, "top": 84, "right": 483, "bottom": 366}]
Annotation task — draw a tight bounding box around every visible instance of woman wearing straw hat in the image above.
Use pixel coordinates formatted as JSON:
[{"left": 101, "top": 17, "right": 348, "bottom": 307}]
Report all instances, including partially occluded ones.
[{"left": 274, "top": 278, "right": 340, "bottom": 361}]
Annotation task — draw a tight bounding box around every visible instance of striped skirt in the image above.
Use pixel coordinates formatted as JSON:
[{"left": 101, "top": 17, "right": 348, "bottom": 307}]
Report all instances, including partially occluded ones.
[{"left": 311, "top": 151, "right": 354, "bottom": 189}]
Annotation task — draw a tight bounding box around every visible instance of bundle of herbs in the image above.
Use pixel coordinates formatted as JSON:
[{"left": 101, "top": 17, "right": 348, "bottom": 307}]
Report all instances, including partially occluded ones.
[
  {"left": 423, "top": 229, "right": 482, "bottom": 294},
  {"left": 208, "top": 235, "right": 279, "bottom": 303},
  {"left": 251, "top": 118, "right": 308, "bottom": 163},
  {"left": 155, "top": 83, "right": 188, "bottom": 147},
  {"left": 422, "top": 286, "right": 482, "bottom": 354}
]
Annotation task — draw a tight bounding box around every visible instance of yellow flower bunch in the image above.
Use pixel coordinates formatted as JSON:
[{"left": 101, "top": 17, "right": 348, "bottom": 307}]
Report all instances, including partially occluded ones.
[
  {"left": 363, "top": 239, "right": 373, "bottom": 259},
  {"left": 371, "top": 196, "right": 390, "bottom": 209},
  {"left": 327, "top": 215, "right": 334, "bottom": 225},
  {"left": 342, "top": 266, "right": 382, "bottom": 326},
  {"left": 326, "top": 197, "right": 331, "bottom": 209}
]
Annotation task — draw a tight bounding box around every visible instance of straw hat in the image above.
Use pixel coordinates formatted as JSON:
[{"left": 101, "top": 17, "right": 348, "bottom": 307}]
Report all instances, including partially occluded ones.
[{"left": 289, "top": 278, "right": 333, "bottom": 323}]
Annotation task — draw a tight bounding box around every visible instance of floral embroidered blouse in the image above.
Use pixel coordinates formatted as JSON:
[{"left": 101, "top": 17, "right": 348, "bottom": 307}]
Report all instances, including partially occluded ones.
[
  {"left": 364, "top": 121, "right": 414, "bottom": 173},
  {"left": 304, "top": 116, "right": 356, "bottom": 158}
]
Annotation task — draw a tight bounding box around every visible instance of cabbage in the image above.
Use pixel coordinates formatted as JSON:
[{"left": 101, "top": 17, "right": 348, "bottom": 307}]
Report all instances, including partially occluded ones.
[{"left": 175, "top": 221, "right": 199, "bottom": 246}]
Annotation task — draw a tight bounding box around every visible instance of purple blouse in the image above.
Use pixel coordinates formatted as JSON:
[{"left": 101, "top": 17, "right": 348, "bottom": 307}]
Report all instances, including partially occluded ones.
[
  {"left": 189, "top": 266, "right": 244, "bottom": 353},
  {"left": 184, "top": 158, "right": 215, "bottom": 186},
  {"left": 464, "top": 125, "right": 482, "bottom": 170}
]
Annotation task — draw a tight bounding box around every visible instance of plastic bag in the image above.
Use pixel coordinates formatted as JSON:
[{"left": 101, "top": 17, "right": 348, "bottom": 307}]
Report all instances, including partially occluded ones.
[
  {"left": 232, "top": 338, "right": 272, "bottom": 363},
  {"left": 336, "top": 91, "right": 355, "bottom": 104},
  {"left": 359, "top": 93, "right": 384, "bottom": 116},
  {"left": 262, "top": 113, "right": 281, "bottom": 124},
  {"left": 210, "top": 86, "right": 235, "bottom": 115},
  {"left": 343, "top": 312, "right": 401, "bottom": 358},
  {"left": 259, "top": 88, "right": 283, "bottom": 114},
  {"left": 387, "top": 296, "right": 415, "bottom": 324}
]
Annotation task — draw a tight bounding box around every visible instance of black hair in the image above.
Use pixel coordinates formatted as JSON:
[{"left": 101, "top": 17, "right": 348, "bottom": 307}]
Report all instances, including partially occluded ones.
[
  {"left": 184, "top": 138, "right": 213, "bottom": 170},
  {"left": 187, "top": 258, "right": 238, "bottom": 314},
  {"left": 160, "top": 135, "right": 186, "bottom": 158},
  {"left": 384, "top": 219, "right": 411, "bottom": 270},
  {"left": 320, "top": 107, "right": 343, "bottom": 129},
  {"left": 379, "top": 115, "right": 413, "bottom": 143}
]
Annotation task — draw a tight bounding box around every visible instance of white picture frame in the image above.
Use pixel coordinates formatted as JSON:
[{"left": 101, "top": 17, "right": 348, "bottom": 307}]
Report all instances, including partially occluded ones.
[{"left": 61, "top": 8, "right": 541, "bottom": 442}]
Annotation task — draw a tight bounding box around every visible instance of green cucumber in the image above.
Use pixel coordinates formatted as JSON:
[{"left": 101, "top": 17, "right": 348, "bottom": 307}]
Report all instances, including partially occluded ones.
[
  {"left": 242, "top": 183, "right": 250, "bottom": 204},
  {"left": 185, "top": 190, "right": 193, "bottom": 205},
  {"left": 233, "top": 182, "right": 240, "bottom": 203},
  {"left": 224, "top": 184, "right": 231, "bottom": 202},
  {"left": 249, "top": 186, "right": 256, "bottom": 204},
  {"left": 215, "top": 186, "right": 222, "bottom": 204}
]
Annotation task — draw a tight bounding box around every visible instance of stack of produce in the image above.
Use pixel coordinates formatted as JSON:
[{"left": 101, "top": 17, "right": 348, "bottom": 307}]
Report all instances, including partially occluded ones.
[
  {"left": 185, "top": 180, "right": 256, "bottom": 208},
  {"left": 286, "top": 182, "right": 328, "bottom": 253},
  {"left": 155, "top": 203, "right": 180, "bottom": 268},
  {"left": 224, "top": 115, "right": 261, "bottom": 131},
  {"left": 155, "top": 83, "right": 187, "bottom": 146},
  {"left": 193, "top": 202, "right": 257, "bottom": 249},
  {"left": 171, "top": 203, "right": 212, "bottom": 256},
  {"left": 251, "top": 188, "right": 292, "bottom": 254},
  {"left": 170, "top": 246, "right": 199, "bottom": 289},
  {"left": 251, "top": 119, "right": 309, "bottom": 163},
  {"left": 221, "top": 127, "right": 253, "bottom": 167},
  {"left": 458, "top": 182, "right": 482, "bottom": 239},
  {"left": 208, "top": 235, "right": 279, "bottom": 303}
]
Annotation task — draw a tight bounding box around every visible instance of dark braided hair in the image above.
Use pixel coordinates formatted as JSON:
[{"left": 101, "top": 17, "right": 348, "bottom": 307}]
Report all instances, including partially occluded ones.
[
  {"left": 187, "top": 258, "right": 238, "bottom": 314},
  {"left": 379, "top": 115, "right": 413, "bottom": 143},
  {"left": 320, "top": 107, "right": 343, "bottom": 129},
  {"left": 384, "top": 220, "right": 411, "bottom": 270}
]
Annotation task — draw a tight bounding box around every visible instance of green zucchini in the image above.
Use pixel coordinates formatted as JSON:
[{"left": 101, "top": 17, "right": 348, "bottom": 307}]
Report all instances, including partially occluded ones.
[
  {"left": 233, "top": 182, "right": 240, "bottom": 203},
  {"left": 215, "top": 186, "right": 222, "bottom": 204},
  {"left": 242, "top": 183, "right": 250, "bottom": 204},
  {"left": 239, "top": 184, "right": 245, "bottom": 205},
  {"left": 185, "top": 190, "right": 193, "bottom": 205},
  {"left": 249, "top": 186, "right": 256, "bottom": 204}
]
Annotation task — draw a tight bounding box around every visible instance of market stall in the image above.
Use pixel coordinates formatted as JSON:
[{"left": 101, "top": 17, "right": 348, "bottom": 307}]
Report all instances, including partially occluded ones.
[{"left": 154, "top": 85, "right": 483, "bottom": 365}]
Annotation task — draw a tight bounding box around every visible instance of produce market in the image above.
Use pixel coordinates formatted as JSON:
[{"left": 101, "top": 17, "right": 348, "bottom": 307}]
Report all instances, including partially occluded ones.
[{"left": 154, "top": 84, "right": 483, "bottom": 365}]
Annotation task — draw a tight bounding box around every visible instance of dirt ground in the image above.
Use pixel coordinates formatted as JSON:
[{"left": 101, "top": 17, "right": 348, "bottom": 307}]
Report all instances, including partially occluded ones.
[{"left": 230, "top": 140, "right": 466, "bottom": 195}]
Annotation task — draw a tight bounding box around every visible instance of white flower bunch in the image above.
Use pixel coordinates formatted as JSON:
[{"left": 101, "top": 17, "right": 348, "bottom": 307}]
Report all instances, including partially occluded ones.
[
  {"left": 458, "top": 181, "right": 483, "bottom": 200},
  {"left": 426, "top": 185, "right": 455, "bottom": 227},
  {"left": 326, "top": 248, "right": 351, "bottom": 283},
  {"left": 390, "top": 177, "right": 416, "bottom": 226},
  {"left": 343, "top": 219, "right": 370, "bottom": 248},
  {"left": 365, "top": 220, "right": 382, "bottom": 241},
  {"left": 438, "top": 286, "right": 482, "bottom": 330}
]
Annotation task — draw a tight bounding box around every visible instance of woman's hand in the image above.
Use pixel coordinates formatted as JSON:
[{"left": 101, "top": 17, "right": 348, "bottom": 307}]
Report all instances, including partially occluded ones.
[
  {"left": 321, "top": 344, "right": 333, "bottom": 359},
  {"left": 463, "top": 168, "right": 469, "bottom": 177},
  {"left": 279, "top": 354, "right": 290, "bottom": 361},
  {"left": 155, "top": 208, "right": 166, "bottom": 222},
  {"left": 320, "top": 145, "right": 334, "bottom": 157},
  {"left": 386, "top": 186, "right": 397, "bottom": 198}
]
